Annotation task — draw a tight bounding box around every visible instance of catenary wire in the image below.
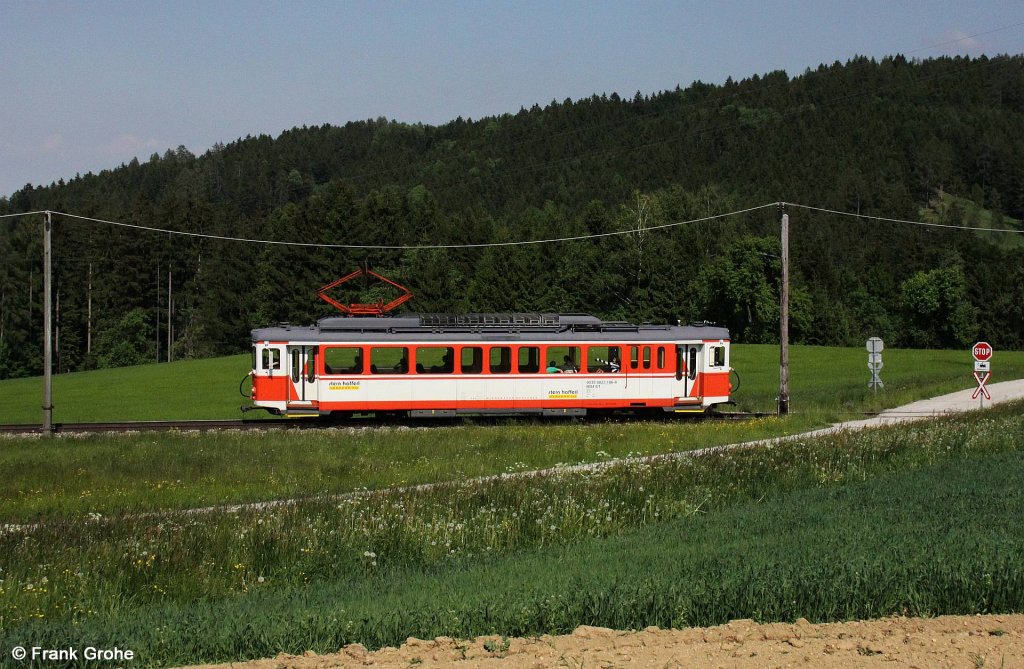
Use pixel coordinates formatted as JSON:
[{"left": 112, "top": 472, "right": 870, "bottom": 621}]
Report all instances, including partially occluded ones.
[
  {"left": 29, "top": 201, "right": 1024, "bottom": 254},
  {"left": 785, "top": 202, "right": 1024, "bottom": 234},
  {"left": 0, "top": 210, "right": 47, "bottom": 219},
  {"left": 51, "top": 203, "right": 779, "bottom": 250}
]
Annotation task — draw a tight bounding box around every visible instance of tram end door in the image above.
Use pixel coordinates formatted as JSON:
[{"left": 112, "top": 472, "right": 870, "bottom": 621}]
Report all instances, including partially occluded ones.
[
  {"left": 286, "top": 345, "right": 320, "bottom": 411},
  {"left": 681, "top": 344, "right": 702, "bottom": 399}
]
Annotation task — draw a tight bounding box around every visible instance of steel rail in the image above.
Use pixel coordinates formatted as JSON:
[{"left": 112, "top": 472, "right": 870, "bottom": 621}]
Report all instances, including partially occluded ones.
[
  {"left": 0, "top": 419, "right": 306, "bottom": 435},
  {"left": 0, "top": 411, "right": 777, "bottom": 435}
]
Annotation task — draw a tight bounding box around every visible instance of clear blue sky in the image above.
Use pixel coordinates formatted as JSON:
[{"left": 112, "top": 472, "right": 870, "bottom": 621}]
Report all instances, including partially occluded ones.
[{"left": 1, "top": 0, "right": 1022, "bottom": 198}]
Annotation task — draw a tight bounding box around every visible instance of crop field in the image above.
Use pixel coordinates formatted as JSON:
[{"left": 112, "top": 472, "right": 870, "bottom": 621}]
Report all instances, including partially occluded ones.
[
  {"left": 0, "top": 417, "right": 814, "bottom": 520},
  {"left": 1, "top": 402, "right": 1023, "bottom": 667},
  {"left": 2, "top": 344, "right": 1023, "bottom": 424}
]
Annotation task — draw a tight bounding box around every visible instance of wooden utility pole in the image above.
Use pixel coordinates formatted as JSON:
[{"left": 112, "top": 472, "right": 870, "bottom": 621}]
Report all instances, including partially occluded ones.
[
  {"left": 42, "top": 211, "right": 53, "bottom": 434},
  {"left": 167, "top": 270, "right": 172, "bottom": 362},
  {"left": 156, "top": 263, "right": 161, "bottom": 363},
  {"left": 55, "top": 288, "right": 60, "bottom": 374},
  {"left": 87, "top": 263, "right": 92, "bottom": 355},
  {"left": 778, "top": 205, "right": 790, "bottom": 416}
]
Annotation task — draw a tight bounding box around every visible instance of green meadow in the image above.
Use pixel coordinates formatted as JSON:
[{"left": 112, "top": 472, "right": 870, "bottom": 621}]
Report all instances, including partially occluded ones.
[
  {"left": 2, "top": 344, "right": 1021, "bottom": 424},
  {"left": 0, "top": 354, "right": 254, "bottom": 424},
  {"left": 1, "top": 344, "right": 1022, "bottom": 520},
  {"left": 1, "top": 403, "right": 1022, "bottom": 667},
  {"left": 1, "top": 344, "right": 1022, "bottom": 667}
]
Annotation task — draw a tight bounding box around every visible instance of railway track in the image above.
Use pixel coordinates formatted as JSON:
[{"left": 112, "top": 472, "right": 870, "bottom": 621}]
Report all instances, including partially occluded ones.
[
  {"left": 0, "top": 418, "right": 307, "bottom": 435},
  {"left": 0, "top": 411, "right": 779, "bottom": 435}
]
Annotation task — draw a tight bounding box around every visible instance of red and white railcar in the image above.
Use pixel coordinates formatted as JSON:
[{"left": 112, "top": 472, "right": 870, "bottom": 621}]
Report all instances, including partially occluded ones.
[{"left": 248, "top": 313, "right": 731, "bottom": 418}]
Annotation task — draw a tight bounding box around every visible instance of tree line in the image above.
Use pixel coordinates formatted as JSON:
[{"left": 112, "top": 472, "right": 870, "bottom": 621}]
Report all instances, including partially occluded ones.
[{"left": 2, "top": 54, "right": 1023, "bottom": 379}]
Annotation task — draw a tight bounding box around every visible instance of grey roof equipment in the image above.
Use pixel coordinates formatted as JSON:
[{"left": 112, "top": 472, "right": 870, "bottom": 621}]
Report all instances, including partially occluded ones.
[{"left": 252, "top": 313, "right": 730, "bottom": 344}]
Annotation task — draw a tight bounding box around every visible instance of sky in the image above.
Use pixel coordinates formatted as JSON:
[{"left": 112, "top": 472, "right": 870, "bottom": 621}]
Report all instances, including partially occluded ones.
[{"left": 1, "top": 0, "right": 1023, "bottom": 198}]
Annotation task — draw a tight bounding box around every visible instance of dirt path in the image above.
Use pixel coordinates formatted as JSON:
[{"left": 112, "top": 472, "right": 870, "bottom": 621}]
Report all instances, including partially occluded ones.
[{"left": 177, "top": 614, "right": 1024, "bottom": 668}]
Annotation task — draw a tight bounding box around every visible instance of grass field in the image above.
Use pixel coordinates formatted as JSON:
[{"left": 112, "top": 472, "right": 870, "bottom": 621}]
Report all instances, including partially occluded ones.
[
  {"left": 1, "top": 343, "right": 1022, "bottom": 521},
  {"left": 0, "top": 354, "right": 255, "bottom": 423},
  {"left": 2, "top": 403, "right": 1022, "bottom": 667},
  {"left": 2, "top": 344, "right": 1022, "bottom": 423},
  {"left": 0, "top": 417, "right": 814, "bottom": 521},
  {"left": 2, "top": 345, "right": 1023, "bottom": 667}
]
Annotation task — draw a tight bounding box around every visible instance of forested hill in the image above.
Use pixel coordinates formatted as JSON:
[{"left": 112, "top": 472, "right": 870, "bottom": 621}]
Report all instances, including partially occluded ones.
[{"left": 2, "top": 54, "right": 1024, "bottom": 378}]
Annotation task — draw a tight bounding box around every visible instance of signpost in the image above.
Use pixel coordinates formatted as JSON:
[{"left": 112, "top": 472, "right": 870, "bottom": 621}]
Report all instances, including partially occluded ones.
[
  {"left": 866, "top": 337, "right": 884, "bottom": 392},
  {"left": 972, "top": 341, "right": 993, "bottom": 405}
]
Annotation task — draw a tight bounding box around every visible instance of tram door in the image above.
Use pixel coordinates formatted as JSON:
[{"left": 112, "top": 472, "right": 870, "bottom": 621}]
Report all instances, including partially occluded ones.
[
  {"left": 680, "top": 345, "right": 702, "bottom": 398},
  {"left": 286, "top": 345, "right": 320, "bottom": 406}
]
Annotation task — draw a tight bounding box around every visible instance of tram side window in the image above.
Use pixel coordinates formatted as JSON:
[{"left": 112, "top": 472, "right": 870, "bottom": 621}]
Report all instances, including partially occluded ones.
[
  {"left": 307, "top": 348, "right": 317, "bottom": 383},
  {"left": 711, "top": 346, "right": 726, "bottom": 368},
  {"left": 416, "top": 346, "right": 455, "bottom": 374},
  {"left": 586, "top": 346, "right": 621, "bottom": 373},
  {"left": 688, "top": 347, "right": 698, "bottom": 380},
  {"left": 546, "top": 346, "right": 580, "bottom": 373},
  {"left": 461, "top": 346, "right": 483, "bottom": 374},
  {"left": 489, "top": 346, "right": 512, "bottom": 374},
  {"left": 324, "top": 347, "right": 363, "bottom": 374},
  {"left": 518, "top": 346, "right": 541, "bottom": 374},
  {"left": 291, "top": 349, "right": 301, "bottom": 383},
  {"left": 262, "top": 348, "right": 281, "bottom": 371},
  {"left": 630, "top": 346, "right": 639, "bottom": 370},
  {"left": 657, "top": 346, "right": 666, "bottom": 370},
  {"left": 370, "top": 347, "right": 409, "bottom": 374},
  {"left": 642, "top": 346, "right": 652, "bottom": 370}
]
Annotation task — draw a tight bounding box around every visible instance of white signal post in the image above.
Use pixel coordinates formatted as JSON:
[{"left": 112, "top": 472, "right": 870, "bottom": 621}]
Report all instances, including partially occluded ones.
[
  {"left": 866, "top": 337, "right": 884, "bottom": 393},
  {"left": 971, "top": 341, "right": 993, "bottom": 406}
]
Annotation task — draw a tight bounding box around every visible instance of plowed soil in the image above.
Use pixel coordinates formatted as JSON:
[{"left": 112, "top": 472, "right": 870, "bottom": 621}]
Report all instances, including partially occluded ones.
[{"left": 177, "top": 613, "right": 1023, "bottom": 668}]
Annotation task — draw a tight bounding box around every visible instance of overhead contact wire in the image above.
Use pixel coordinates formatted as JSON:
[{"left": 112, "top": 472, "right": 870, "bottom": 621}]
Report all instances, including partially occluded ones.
[
  {"left": 786, "top": 202, "right": 1024, "bottom": 234},
  {"left": 51, "top": 203, "right": 779, "bottom": 250}
]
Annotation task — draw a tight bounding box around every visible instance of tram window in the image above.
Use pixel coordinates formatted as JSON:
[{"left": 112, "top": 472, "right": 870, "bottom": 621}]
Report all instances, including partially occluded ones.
[
  {"left": 461, "top": 346, "right": 483, "bottom": 374},
  {"left": 489, "top": 346, "right": 512, "bottom": 374},
  {"left": 324, "top": 347, "right": 363, "bottom": 374},
  {"left": 546, "top": 346, "right": 580, "bottom": 373},
  {"left": 688, "top": 348, "right": 698, "bottom": 380},
  {"left": 251, "top": 347, "right": 257, "bottom": 371},
  {"left": 262, "top": 348, "right": 281, "bottom": 371},
  {"left": 416, "top": 346, "right": 455, "bottom": 374},
  {"left": 711, "top": 346, "right": 726, "bottom": 368},
  {"left": 306, "top": 348, "right": 317, "bottom": 383},
  {"left": 586, "top": 345, "right": 621, "bottom": 373},
  {"left": 291, "top": 349, "right": 301, "bottom": 383},
  {"left": 657, "top": 347, "right": 666, "bottom": 369},
  {"left": 642, "top": 346, "right": 652, "bottom": 370},
  {"left": 370, "top": 347, "right": 409, "bottom": 374},
  {"left": 518, "top": 346, "right": 541, "bottom": 374}
]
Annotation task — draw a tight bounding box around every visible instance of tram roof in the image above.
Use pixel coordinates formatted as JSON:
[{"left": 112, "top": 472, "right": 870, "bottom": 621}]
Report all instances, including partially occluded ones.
[{"left": 251, "top": 313, "right": 730, "bottom": 344}]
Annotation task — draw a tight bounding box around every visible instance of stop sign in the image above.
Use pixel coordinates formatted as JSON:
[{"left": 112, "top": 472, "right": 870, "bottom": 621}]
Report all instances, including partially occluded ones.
[{"left": 972, "top": 341, "right": 993, "bottom": 362}]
